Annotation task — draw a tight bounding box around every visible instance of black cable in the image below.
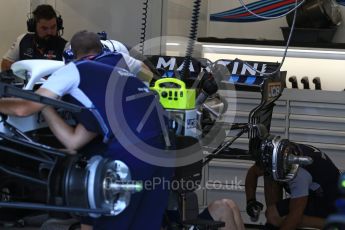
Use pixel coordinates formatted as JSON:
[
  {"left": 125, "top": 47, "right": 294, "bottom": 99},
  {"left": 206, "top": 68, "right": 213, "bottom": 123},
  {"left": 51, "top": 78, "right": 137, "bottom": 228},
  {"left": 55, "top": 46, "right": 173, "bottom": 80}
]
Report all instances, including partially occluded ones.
[
  {"left": 139, "top": 0, "right": 149, "bottom": 54},
  {"left": 181, "top": 0, "right": 202, "bottom": 81},
  {"left": 109, "top": 40, "right": 116, "bottom": 52}
]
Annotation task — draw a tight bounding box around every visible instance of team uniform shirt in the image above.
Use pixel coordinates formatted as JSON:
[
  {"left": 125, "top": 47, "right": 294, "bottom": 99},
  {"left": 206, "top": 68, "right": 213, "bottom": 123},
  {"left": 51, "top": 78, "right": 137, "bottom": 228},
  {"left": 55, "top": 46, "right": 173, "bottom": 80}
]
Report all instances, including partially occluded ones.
[
  {"left": 93, "top": 51, "right": 142, "bottom": 75},
  {"left": 41, "top": 59, "right": 172, "bottom": 230},
  {"left": 3, "top": 33, "right": 67, "bottom": 62},
  {"left": 99, "top": 39, "right": 145, "bottom": 75},
  {"left": 101, "top": 39, "right": 129, "bottom": 54},
  {"left": 286, "top": 144, "right": 340, "bottom": 200},
  {"left": 41, "top": 59, "right": 125, "bottom": 140},
  {"left": 63, "top": 39, "right": 137, "bottom": 71},
  {"left": 278, "top": 144, "right": 341, "bottom": 217},
  {"left": 42, "top": 52, "right": 141, "bottom": 100}
]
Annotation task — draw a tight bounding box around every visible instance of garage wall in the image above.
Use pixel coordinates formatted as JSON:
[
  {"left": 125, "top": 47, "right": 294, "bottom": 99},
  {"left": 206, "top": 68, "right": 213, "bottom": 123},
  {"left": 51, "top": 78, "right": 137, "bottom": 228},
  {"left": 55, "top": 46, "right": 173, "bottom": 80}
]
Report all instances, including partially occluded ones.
[
  {"left": 2, "top": 1, "right": 345, "bottom": 61},
  {"left": 161, "top": 0, "right": 345, "bottom": 92},
  {"left": 207, "top": 0, "right": 345, "bottom": 43},
  {"left": 163, "top": 0, "right": 208, "bottom": 37},
  {"left": 207, "top": 0, "right": 287, "bottom": 40},
  {"left": 55, "top": 0, "right": 163, "bottom": 50},
  {"left": 0, "top": 0, "right": 30, "bottom": 59},
  {"left": 0, "top": 0, "right": 164, "bottom": 59},
  {"left": 162, "top": 0, "right": 345, "bottom": 43}
]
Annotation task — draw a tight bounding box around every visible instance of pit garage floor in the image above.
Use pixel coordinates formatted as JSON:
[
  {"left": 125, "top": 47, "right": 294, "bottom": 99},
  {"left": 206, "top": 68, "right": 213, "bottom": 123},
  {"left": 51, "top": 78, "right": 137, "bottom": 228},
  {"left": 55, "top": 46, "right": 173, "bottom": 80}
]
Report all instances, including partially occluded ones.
[
  {"left": 2, "top": 228, "right": 39, "bottom": 230},
  {"left": 0, "top": 216, "right": 80, "bottom": 230},
  {"left": 1, "top": 226, "right": 264, "bottom": 230},
  {"left": 0, "top": 215, "right": 264, "bottom": 230},
  {"left": 3, "top": 228, "right": 263, "bottom": 230}
]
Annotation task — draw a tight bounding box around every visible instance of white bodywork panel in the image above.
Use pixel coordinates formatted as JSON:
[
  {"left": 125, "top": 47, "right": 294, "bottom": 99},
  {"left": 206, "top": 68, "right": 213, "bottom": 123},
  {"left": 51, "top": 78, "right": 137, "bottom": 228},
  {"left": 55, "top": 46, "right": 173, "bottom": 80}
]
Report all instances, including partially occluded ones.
[{"left": 3, "top": 60, "right": 65, "bottom": 132}]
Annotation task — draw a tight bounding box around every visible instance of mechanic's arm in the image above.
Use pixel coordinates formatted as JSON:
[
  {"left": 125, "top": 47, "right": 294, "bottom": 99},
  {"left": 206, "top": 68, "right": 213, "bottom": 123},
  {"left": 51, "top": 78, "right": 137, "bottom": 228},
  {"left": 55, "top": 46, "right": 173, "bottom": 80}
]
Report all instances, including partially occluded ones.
[
  {"left": 280, "top": 168, "right": 312, "bottom": 229},
  {"left": 245, "top": 164, "right": 265, "bottom": 218},
  {"left": 0, "top": 98, "right": 42, "bottom": 116},
  {"left": 42, "top": 106, "right": 98, "bottom": 151},
  {"left": 1, "top": 35, "right": 22, "bottom": 71},
  {"left": 0, "top": 88, "right": 58, "bottom": 116},
  {"left": 245, "top": 164, "right": 264, "bottom": 201},
  {"left": 137, "top": 63, "right": 154, "bottom": 84},
  {"left": 1, "top": 59, "right": 13, "bottom": 71},
  {"left": 280, "top": 196, "right": 308, "bottom": 230},
  {"left": 264, "top": 176, "right": 283, "bottom": 206},
  {"left": 122, "top": 53, "right": 154, "bottom": 84}
]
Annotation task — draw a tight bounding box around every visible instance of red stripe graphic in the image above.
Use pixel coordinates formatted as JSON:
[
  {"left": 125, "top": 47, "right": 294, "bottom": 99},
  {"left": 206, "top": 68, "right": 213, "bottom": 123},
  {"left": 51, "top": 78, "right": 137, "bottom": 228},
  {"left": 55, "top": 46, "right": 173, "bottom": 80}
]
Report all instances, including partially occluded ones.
[{"left": 224, "top": 0, "right": 296, "bottom": 18}]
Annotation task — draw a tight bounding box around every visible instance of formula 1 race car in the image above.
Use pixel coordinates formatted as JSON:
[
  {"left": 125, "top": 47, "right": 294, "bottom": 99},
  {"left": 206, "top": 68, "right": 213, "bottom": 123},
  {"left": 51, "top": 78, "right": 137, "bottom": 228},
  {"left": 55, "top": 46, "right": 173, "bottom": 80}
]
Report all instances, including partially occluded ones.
[
  {"left": 0, "top": 54, "right": 310, "bottom": 229},
  {"left": 0, "top": 60, "right": 143, "bottom": 228}
]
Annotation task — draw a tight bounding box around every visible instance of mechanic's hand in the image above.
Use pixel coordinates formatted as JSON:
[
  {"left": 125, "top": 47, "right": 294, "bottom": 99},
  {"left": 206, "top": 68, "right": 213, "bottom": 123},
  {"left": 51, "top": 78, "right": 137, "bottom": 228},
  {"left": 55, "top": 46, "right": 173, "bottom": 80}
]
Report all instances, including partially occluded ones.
[
  {"left": 149, "top": 73, "right": 162, "bottom": 87},
  {"left": 246, "top": 199, "right": 264, "bottom": 218}
]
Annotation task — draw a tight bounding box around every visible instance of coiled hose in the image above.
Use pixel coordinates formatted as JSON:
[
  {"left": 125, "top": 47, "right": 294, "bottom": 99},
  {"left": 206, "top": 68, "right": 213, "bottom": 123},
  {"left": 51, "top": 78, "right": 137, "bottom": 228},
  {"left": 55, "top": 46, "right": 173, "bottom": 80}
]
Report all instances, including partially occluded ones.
[
  {"left": 139, "top": 0, "right": 149, "bottom": 54},
  {"left": 181, "top": 0, "right": 202, "bottom": 81}
]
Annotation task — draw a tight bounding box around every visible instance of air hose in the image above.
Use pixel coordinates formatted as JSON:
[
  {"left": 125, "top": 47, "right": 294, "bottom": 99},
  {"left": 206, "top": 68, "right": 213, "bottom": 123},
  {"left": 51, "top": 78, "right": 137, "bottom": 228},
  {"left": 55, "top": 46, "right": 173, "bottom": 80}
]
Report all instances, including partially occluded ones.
[
  {"left": 181, "top": 0, "right": 202, "bottom": 81},
  {"left": 139, "top": 0, "right": 149, "bottom": 54}
]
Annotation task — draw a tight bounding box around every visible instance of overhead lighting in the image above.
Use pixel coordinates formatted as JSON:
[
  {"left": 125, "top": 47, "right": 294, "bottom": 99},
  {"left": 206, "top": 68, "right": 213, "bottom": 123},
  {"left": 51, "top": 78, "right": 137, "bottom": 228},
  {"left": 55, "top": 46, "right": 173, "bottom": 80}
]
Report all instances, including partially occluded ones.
[
  {"left": 203, "top": 44, "right": 284, "bottom": 51},
  {"left": 166, "top": 43, "right": 180, "bottom": 46},
  {"left": 202, "top": 44, "right": 345, "bottom": 59}
]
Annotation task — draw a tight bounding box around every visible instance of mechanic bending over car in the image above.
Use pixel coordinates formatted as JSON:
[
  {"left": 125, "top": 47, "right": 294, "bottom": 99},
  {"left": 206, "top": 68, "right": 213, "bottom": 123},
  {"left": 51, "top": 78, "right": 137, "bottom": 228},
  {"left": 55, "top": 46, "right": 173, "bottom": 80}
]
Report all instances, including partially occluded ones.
[
  {"left": 0, "top": 30, "right": 171, "bottom": 230},
  {"left": 1, "top": 4, "right": 67, "bottom": 71},
  {"left": 245, "top": 143, "right": 341, "bottom": 230}
]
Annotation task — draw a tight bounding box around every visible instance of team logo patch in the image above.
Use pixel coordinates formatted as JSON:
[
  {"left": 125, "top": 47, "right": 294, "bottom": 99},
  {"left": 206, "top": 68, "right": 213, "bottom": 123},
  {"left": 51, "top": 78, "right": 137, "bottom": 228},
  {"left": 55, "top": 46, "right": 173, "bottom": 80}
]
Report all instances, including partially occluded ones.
[
  {"left": 23, "top": 48, "right": 34, "bottom": 58},
  {"left": 45, "top": 50, "right": 57, "bottom": 59}
]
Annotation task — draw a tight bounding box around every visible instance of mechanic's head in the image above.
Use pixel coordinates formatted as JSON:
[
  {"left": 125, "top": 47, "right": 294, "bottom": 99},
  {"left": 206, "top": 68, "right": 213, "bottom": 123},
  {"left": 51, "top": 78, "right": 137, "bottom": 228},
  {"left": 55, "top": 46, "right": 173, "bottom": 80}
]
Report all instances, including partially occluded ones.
[
  {"left": 70, "top": 30, "right": 103, "bottom": 60},
  {"left": 33, "top": 5, "right": 59, "bottom": 39}
]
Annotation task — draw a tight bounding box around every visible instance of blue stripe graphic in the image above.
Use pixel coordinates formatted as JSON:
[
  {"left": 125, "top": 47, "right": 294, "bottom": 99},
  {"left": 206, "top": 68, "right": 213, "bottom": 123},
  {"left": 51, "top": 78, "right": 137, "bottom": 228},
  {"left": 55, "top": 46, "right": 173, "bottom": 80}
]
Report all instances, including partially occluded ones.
[
  {"left": 213, "top": 0, "right": 279, "bottom": 17},
  {"left": 210, "top": 0, "right": 300, "bottom": 22}
]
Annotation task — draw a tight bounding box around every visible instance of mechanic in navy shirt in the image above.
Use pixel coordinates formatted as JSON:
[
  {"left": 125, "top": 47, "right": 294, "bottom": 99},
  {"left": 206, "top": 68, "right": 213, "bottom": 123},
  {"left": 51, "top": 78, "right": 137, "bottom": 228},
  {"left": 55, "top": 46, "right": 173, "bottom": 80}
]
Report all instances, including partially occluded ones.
[
  {"left": 245, "top": 143, "right": 341, "bottom": 230},
  {"left": 1, "top": 4, "right": 67, "bottom": 71}
]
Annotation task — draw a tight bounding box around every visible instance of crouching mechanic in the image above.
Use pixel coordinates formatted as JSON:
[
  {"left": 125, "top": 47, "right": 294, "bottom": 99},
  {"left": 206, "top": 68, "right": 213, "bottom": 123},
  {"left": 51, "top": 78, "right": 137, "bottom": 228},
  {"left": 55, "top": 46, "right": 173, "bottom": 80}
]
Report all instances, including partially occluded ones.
[
  {"left": 245, "top": 143, "right": 341, "bottom": 230},
  {"left": 0, "top": 30, "right": 172, "bottom": 230}
]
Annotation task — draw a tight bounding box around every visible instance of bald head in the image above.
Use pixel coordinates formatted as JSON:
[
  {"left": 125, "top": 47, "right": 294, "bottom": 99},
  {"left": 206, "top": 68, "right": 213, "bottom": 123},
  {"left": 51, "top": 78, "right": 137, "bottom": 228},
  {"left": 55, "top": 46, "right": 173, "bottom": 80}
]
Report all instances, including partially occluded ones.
[{"left": 70, "top": 30, "right": 102, "bottom": 59}]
